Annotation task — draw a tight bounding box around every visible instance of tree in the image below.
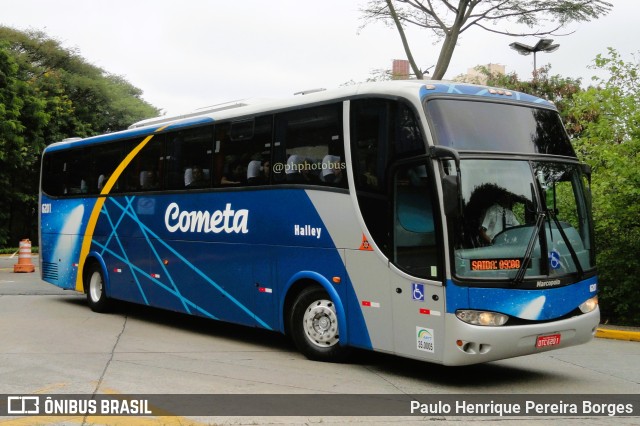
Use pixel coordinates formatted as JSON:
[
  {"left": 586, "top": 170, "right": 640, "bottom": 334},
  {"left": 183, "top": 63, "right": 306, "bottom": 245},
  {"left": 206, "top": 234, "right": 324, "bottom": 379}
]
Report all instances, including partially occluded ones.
[
  {"left": 360, "top": 0, "right": 613, "bottom": 80},
  {"left": 0, "top": 27, "right": 161, "bottom": 247},
  {"left": 0, "top": 43, "right": 48, "bottom": 245},
  {"left": 568, "top": 49, "right": 640, "bottom": 325},
  {"left": 0, "top": 27, "right": 160, "bottom": 137}
]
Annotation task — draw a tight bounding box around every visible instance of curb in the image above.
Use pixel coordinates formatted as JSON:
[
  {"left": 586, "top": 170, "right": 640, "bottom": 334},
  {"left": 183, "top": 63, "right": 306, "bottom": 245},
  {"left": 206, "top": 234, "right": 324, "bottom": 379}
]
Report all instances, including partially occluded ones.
[{"left": 595, "top": 327, "right": 640, "bottom": 342}]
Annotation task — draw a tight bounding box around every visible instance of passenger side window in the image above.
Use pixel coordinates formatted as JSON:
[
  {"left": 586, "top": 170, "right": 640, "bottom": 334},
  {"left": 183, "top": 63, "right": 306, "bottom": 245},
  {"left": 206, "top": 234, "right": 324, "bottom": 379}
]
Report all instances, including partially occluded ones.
[
  {"left": 273, "top": 103, "right": 346, "bottom": 188},
  {"left": 42, "top": 148, "right": 91, "bottom": 196},
  {"left": 117, "top": 136, "right": 164, "bottom": 192},
  {"left": 215, "top": 116, "right": 273, "bottom": 187},
  {"left": 165, "top": 126, "right": 214, "bottom": 190},
  {"left": 91, "top": 144, "right": 123, "bottom": 194}
]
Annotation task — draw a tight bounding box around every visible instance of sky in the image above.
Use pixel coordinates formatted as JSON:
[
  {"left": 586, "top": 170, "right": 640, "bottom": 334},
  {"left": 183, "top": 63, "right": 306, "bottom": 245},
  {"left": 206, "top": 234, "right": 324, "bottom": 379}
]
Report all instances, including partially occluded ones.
[{"left": 2, "top": 0, "right": 637, "bottom": 117}]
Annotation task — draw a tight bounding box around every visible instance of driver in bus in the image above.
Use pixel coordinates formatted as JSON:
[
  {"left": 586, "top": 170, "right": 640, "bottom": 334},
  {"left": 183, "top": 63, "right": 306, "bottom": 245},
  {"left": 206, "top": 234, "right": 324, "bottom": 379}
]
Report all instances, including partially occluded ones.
[{"left": 479, "top": 194, "right": 519, "bottom": 244}]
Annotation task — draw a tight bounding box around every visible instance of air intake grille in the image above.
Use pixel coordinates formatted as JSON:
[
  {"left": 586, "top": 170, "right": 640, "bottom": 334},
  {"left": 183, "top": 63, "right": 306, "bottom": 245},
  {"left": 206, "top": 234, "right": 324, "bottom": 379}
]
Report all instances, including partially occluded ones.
[{"left": 41, "top": 262, "right": 59, "bottom": 282}]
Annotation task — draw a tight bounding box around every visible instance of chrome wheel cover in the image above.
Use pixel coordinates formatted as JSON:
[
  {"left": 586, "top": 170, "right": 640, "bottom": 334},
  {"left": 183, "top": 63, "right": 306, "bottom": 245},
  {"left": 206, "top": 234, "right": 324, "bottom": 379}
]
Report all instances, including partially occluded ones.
[
  {"left": 302, "top": 299, "right": 340, "bottom": 347},
  {"left": 89, "top": 271, "right": 103, "bottom": 303}
]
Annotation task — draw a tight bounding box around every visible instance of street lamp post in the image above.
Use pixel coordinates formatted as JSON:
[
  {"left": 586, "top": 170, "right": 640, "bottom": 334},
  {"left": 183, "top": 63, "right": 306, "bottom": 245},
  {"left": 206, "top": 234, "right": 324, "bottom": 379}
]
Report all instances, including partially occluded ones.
[{"left": 509, "top": 39, "right": 560, "bottom": 75}]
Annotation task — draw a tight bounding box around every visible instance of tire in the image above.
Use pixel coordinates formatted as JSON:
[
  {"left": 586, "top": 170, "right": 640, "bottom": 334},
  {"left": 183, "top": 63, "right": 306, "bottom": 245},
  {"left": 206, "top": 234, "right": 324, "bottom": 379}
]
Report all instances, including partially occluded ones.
[
  {"left": 85, "top": 263, "right": 111, "bottom": 313},
  {"left": 289, "top": 286, "right": 350, "bottom": 362}
]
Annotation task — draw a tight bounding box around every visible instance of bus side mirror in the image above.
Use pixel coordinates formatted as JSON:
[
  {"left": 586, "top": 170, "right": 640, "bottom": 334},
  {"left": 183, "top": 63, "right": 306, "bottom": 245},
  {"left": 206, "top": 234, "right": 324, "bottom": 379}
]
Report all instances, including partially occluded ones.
[
  {"left": 442, "top": 175, "right": 461, "bottom": 218},
  {"left": 581, "top": 163, "right": 592, "bottom": 186}
]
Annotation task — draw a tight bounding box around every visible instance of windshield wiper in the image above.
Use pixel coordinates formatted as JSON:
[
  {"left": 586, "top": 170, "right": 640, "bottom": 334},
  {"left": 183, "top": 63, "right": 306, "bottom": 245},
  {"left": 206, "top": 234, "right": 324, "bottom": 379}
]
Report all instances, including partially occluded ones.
[
  {"left": 513, "top": 209, "right": 585, "bottom": 284},
  {"left": 548, "top": 210, "right": 585, "bottom": 280},
  {"left": 513, "top": 210, "right": 545, "bottom": 284}
]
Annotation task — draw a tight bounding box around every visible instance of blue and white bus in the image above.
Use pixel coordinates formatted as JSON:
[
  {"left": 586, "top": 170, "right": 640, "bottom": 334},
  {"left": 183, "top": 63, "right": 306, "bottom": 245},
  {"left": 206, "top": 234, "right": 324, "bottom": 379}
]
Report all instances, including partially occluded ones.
[{"left": 39, "top": 81, "right": 599, "bottom": 366}]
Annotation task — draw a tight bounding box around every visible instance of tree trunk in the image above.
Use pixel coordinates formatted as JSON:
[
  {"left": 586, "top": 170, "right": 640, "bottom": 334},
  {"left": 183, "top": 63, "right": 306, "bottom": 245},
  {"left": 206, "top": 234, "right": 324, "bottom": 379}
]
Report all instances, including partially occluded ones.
[
  {"left": 432, "top": 0, "right": 469, "bottom": 80},
  {"left": 386, "top": 0, "right": 423, "bottom": 79},
  {"left": 432, "top": 28, "right": 461, "bottom": 80}
]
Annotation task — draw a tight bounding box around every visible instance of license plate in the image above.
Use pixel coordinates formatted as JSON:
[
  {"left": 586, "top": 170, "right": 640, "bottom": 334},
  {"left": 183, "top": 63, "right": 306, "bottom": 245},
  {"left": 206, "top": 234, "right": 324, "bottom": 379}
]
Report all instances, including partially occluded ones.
[{"left": 536, "top": 333, "right": 561, "bottom": 348}]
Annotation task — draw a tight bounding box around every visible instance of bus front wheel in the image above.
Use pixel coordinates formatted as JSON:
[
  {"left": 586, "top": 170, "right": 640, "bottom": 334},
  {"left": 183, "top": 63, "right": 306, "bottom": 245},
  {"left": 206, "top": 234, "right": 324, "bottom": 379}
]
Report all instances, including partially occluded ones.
[
  {"left": 289, "top": 286, "right": 350, "bottom": 362},
  {"left": 85, "top": 263, "right": 111, "bottom": 313}
]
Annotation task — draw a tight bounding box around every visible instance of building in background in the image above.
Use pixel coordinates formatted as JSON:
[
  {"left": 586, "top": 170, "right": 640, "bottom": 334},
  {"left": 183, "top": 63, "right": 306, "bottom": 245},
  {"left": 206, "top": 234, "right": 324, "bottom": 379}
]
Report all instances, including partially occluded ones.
[
  {"left": 392, "top": 59, "right": 411, "bottom": 80},
  {"left": 457, "top": 63, "right": 505, "bottom": 84},
  {"left": 390, "top": 59, "right": 505, "bottom": 83}
]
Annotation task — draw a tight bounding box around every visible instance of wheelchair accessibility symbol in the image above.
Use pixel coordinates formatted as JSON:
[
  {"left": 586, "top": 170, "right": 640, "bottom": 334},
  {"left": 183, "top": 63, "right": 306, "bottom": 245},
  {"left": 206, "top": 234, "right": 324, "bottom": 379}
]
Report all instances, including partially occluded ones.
[
  {"left": 549, "top": 249, "right": 561, "bottom": 270},
  {"left": 412, "top": 283, "right": 425, "bottom": 301}
]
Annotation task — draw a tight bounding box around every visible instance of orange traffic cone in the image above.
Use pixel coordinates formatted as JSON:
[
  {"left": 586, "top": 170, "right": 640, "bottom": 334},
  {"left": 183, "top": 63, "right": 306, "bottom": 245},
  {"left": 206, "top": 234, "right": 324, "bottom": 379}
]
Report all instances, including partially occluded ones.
[{"left": 13, "top": 239, "right": 35, "bottom": 273}]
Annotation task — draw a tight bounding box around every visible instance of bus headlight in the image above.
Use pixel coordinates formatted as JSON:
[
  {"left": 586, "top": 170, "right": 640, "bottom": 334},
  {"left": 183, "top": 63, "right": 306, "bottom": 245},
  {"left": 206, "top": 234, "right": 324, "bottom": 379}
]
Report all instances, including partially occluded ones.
[
  {"left": 579, "top": 296, "right": 598, "bottom": 314},
  {"left": 456, "top": 310, "right": 509, "bottom": 326}
]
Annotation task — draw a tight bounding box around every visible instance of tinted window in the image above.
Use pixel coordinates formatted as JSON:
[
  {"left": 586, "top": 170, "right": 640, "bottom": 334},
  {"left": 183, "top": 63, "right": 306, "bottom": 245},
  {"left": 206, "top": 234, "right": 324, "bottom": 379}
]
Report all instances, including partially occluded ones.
[
  {"left": 42, "top": 149, "right": 90, "bottom": 196},
  {"left": 274, "top": 103, "right": 346, "bottom": 188},
  {"left": 426, "top": 99, "right": 575, "bottom": 157},
  {"left": 116, "top": 136, "right": 164, "bottom": 192},
  {"left": 93, "top": 144, "right": 124, "bottom": 193},
  {"left": 166, "top": 126, "right": 214, "bottom": 190},
  {"left": 351, "top": 99, "right": 425, "bottom": 194},
  {"left": 350, "top": 98, "right": 426, "bottom": 254},
  {"left": 216, "top": 116, "right": 273, "bottom": 187},
  {"left": 42, "top": 143, "right": 125, "bottom": 196}
]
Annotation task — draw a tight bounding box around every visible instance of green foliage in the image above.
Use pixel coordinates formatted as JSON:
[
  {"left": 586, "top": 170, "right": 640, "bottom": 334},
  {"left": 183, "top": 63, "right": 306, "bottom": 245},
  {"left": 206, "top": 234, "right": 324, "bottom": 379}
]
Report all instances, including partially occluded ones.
[
  {"left": 0, "top": 27, "right": 161, "bottom": 247},
  {"left": 0, "top": 42, "right": 45, "bottom": 245},
  {"left": 0, "top": 27, "right": 160, "bottom": 137},
  {"left": 569, "top": 49, "right": 640, "bottom": 325}
]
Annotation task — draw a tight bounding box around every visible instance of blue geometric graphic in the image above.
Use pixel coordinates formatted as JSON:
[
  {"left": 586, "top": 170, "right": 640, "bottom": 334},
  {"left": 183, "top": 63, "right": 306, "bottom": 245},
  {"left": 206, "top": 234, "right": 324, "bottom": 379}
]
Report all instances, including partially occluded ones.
[{"left": 92, "top": 194, "right": 271, "bottom": 329}]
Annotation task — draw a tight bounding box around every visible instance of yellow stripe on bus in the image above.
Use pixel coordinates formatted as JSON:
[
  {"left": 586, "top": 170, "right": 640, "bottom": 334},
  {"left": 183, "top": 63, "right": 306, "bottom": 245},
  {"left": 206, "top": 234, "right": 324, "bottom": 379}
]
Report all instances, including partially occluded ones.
[{"left": 75, "top": 131, "right": 161, "bottom": 292}]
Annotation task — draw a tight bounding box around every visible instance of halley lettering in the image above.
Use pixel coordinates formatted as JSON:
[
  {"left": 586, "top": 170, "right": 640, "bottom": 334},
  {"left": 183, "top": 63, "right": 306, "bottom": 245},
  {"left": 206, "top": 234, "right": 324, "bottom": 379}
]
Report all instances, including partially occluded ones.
[
  {"left": 165, "top": 202, "right": 249, "bottom": 234},
  {"left": 294, "top": 224, "right": 322, "bottom": 239}
]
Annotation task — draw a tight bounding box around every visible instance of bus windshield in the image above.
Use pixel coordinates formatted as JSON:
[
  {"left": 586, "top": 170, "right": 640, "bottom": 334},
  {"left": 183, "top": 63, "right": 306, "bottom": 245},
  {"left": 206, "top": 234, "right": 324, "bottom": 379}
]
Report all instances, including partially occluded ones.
[
  {"left": 449, "top": 159, "right": 594, "bottom": 282},
  {"left": 426, "top": 99, "right": 575, "bottom": 156}
]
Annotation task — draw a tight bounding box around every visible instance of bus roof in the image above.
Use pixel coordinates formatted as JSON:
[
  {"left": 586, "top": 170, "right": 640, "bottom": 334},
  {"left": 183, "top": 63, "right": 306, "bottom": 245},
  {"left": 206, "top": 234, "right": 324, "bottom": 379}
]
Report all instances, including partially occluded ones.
[{"left": 44, "top": 80, "right": 554, "bottom": 153}]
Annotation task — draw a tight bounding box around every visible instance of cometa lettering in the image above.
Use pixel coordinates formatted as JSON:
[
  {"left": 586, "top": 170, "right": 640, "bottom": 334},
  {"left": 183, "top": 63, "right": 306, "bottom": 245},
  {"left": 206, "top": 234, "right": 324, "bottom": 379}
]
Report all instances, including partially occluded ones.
[{"left": 164, "top": 202, "right": 249, "bottom": 234}]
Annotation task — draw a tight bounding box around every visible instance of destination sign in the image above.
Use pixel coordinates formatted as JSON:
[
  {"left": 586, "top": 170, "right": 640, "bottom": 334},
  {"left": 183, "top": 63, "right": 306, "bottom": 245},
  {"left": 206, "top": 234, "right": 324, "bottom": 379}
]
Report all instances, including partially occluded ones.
[{"left": 470, "top": 258, "right": 524, "bottom": 271}]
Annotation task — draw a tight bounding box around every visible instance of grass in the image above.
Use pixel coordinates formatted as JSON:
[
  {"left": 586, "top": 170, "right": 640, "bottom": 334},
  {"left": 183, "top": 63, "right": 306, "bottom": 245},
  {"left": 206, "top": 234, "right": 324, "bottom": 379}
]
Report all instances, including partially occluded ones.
[{"left": 0, "top": 246, "right": 39, "bottom": 255}]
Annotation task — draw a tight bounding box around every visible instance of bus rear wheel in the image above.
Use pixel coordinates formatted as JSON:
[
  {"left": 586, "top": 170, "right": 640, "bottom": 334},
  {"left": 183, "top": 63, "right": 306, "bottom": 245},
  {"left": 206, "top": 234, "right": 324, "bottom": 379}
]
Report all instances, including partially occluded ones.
[
  {"left": 85, "top": 263, "right": 111, "bottom": 313},
  {"left": 289, "top": 286, "right": 350, "bottom": 362}
]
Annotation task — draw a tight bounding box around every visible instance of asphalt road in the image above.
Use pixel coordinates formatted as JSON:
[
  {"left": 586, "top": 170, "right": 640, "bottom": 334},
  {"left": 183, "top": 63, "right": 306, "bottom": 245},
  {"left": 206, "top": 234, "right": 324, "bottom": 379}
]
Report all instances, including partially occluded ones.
[{"left": 1, "top": 255, "right": 639, "bottom": 425}]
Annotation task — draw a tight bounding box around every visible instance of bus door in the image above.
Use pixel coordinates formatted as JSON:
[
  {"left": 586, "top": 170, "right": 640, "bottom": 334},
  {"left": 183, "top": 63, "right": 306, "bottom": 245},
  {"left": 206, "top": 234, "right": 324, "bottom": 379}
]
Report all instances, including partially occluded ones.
[{"left": 389, "top": 161, "right": 445, "bottom": 360}]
